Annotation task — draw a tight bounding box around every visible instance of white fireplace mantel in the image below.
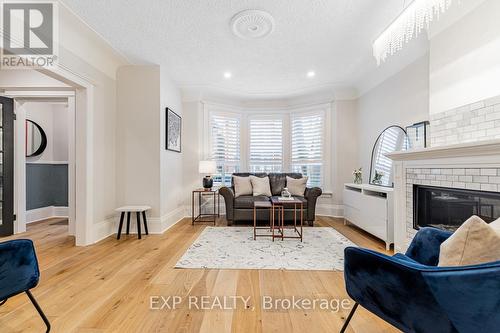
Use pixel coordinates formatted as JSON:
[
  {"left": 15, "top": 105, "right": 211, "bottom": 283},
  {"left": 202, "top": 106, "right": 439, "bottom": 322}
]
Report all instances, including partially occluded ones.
[
  {"left": 387, "top": 139, "right": 500, "bottom": 161},
  {"left": 387, "top": 139, "right": 500, "bottom": 253}
]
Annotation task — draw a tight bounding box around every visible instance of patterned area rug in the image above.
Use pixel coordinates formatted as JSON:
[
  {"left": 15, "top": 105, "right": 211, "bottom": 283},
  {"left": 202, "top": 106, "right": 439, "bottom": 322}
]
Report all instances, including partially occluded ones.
[{"left": 175, "top": 227, "right": 356, "bottom": 271}]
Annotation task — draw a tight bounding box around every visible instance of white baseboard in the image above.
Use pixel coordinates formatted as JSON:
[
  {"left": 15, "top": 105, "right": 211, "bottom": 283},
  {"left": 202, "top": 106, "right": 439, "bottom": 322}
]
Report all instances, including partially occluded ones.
[
  {"left": 188, "top": 200, "right": 344, "bottom": 219},
  {"left": 316, "top": 204, "right": 344, "bottom": 218},
  {"left": 91, "top": 202, "right": 345, "bottom": 245},
  {"left": 92, "top": 206, "right": 189, "bottom": 244},
  {"left": 26, "top": 206, "right": 69, "bottom": 224},
  {"left": 93, "top": 217, "right": 117, "bottom": 244}
]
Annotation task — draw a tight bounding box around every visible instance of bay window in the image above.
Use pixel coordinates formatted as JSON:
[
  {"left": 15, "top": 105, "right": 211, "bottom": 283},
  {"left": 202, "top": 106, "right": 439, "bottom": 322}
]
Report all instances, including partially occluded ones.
[{"left": 206, "top": 104, "right": 327, "bottom": 189}]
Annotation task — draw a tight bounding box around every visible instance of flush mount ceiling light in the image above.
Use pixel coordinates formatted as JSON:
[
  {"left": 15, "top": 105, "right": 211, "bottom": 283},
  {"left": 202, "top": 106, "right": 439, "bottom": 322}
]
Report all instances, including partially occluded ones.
[
  {"left": 307, "top": 71, "right": 316, "bottom": 78},
  {"left": 231, "top": 9, "right": 275, "bottom": 40},
  {"left": 224, "top": 72, "right": 232, "bottom": 79},
  {"left": 373, "top": 0, "right": 454, "bottom": 65}
]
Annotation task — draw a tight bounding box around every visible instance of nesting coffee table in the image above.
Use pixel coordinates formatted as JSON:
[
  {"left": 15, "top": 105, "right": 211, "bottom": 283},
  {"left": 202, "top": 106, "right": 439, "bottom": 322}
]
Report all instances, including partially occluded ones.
[
  {"left": 270, "top": 197, "right": 304, "bottom": 242},
  {"left": 253, "top": 198, "right": 304, "bottom": 242},
  {"left": 253, "top": 201, "right": 274, "bottom": 240}
]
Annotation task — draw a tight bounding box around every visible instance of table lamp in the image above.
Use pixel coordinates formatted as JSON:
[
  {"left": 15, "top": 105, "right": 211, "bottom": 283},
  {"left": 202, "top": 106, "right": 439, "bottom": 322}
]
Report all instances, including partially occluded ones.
[{"left": 199, "top": 160, "right": 217, "bottom": 189}]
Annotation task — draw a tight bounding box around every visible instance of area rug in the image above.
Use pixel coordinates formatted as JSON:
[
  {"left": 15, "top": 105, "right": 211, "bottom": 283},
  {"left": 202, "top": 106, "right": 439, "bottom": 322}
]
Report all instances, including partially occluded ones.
[{"left": 175, "top": 227, "right": 356, "bottom": 271}]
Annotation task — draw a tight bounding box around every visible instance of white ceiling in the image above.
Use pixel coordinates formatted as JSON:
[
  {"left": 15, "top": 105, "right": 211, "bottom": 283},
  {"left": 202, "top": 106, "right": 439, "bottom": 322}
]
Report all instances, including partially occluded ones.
[{"left": 61, "top": 0, "right": 429, "bottom": 100}]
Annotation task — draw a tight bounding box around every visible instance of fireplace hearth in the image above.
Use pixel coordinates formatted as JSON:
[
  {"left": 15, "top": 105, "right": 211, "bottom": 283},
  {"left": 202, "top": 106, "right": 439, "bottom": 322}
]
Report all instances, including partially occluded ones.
[{"left": 413, "top": 185, "right": 500, "bottom": 231}]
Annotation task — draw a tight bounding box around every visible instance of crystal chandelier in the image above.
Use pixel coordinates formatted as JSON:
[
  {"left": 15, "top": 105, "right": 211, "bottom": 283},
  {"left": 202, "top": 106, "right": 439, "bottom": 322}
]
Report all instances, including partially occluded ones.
[{"left": 373, "top": 0, "right": 454, "bottom": 65}]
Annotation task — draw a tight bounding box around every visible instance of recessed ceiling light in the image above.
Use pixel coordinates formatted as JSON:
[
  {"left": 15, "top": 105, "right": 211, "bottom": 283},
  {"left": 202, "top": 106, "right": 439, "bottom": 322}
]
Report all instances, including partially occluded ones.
[
  {"left": 224, "top": 72, "right": 232, "bottom": 79},
  {"left": 307, "top": 71, "right": 315, "bottom": 78}
]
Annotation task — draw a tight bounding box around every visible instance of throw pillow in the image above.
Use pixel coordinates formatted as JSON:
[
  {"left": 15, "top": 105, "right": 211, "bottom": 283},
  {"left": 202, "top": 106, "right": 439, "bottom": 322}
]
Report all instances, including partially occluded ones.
[
  {"left": 438, "top": 215, "right": 500, "bottom": 267},
  {"left": 249, "top": 176, "right": 272, "bottom": 197},
  {"left": 286, "top": 176, "right": 308, "bottom": 197},
  {"left": 233, "top": 176, "right": 253, "bottom": 198},
  {"left": 491, "top": 217, "right": 500, "bottom": 229}
]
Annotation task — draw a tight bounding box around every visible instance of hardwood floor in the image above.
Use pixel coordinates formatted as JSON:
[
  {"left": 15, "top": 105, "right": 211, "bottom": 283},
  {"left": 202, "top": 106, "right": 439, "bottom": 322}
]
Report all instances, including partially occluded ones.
[{"left": 0, "top": 216, "right": 399, "bottom": 333}]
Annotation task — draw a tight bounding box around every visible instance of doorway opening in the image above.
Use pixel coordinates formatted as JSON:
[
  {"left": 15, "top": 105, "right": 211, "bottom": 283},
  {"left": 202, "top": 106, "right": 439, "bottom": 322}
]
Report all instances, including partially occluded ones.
[
  {"left": 23, "top": 100, "right": 72, "bottom": 234},
  {"left": 1, "top": 67, "right": 92, "bottom": 245},
  {"left": 14, "top": 95, "right": 76, "bottom": 241}
]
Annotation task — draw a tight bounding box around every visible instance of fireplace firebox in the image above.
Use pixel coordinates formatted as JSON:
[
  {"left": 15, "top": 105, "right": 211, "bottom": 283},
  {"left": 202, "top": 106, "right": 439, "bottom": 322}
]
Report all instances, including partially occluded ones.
[{"left": 413, "top": 185, "right": 500, "bottom": 231}]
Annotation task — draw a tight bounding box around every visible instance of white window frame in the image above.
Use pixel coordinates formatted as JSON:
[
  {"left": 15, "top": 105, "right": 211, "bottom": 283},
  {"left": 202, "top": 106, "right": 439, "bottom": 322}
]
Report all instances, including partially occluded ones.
[
  {"left": 290, "top": 108, "right": 326, "bottom": 188},
  {"left": 205, "top": 105, "right": 242, "bottom": 186},
  {"left": 248, "top": 114, "right": 285, "bottom": 173},
  {"left": 203, "top": 102, "right": 331, "bottom": 191}
]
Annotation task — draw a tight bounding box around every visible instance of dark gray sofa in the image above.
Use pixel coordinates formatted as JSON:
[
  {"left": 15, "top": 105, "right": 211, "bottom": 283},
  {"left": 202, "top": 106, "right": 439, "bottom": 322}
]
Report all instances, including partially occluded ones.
[{"left": 219, "top": 173, "right": 322, "bottom": 226}]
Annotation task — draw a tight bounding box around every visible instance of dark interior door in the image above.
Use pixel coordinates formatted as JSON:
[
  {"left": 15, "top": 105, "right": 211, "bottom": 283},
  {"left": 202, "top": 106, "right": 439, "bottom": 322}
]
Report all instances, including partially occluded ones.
[{"left": 0, "top": 97, "right": 14, "bottom": 237}]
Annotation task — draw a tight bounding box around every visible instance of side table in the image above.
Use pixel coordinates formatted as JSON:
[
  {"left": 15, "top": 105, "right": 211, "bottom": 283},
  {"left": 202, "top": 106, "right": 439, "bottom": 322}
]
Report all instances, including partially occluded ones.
[
  {"left": 270, "top": 197, "right": 304, "bottom": 242},
  {"left": 192, "top": 188, "right": 219, "bottom": 225},
  {"left": 253, "top": 201, "right": 277, "bottom": 240}
]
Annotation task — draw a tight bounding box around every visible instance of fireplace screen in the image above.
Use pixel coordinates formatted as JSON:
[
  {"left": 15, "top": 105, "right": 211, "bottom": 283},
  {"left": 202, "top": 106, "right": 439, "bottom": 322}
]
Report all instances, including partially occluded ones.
[{"left": 413, "top": 185, "right": 500, "bottom": 231}]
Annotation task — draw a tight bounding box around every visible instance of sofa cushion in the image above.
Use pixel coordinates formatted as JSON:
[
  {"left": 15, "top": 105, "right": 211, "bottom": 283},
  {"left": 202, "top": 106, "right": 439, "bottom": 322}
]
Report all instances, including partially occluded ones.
[
  {"left": 250, "top": 176, "right": 272, "bottom": 196},
  {"left": 233, "top": 175, "right": 253, "bottom": 198},
  {"left": 268, "top": 173, "right": 302, "bottom": 196},
  {"left": 234, "top": 195, "right": 270, "bottom": 209},
  {"left": 438, "top": 215, "right": 500, "bottom": 267},
  {"left": 286, "top": 176, "right": 308, "bottom": 197}
]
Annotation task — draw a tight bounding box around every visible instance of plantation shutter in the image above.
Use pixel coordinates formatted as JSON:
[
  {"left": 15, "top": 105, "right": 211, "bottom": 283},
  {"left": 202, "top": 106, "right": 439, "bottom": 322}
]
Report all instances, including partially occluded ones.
[
  {"left": 249, "top": 117, "right": 283, "bottom": 173},
  {"left": 210, "top": 113, "right": 241, "bottom": 186},
  {"left": 291, "top": 112, "right": 324, "bottom": 187}
]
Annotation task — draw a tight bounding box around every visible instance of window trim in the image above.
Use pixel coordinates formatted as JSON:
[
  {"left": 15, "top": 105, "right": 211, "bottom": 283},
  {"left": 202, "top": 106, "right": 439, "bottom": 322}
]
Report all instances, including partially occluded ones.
[{"left": 203, "top": 102, "right": 331, "bottom": 190}]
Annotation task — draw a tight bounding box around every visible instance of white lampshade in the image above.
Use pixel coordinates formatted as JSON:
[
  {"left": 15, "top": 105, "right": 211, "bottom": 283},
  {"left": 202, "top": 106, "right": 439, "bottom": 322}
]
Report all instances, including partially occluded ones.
[{"left": 199, "top": 160, "right": 217, "bottom": 174}]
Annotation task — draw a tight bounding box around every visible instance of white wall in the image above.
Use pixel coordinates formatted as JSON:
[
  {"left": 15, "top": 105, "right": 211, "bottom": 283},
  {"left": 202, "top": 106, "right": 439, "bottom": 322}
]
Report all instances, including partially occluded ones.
[
  {"left": 160, "top": 67, "right": 185, "bottom": 223},
  {"left": 182, "top": 101, "right": 203, "bottom": 205},
  {"left": 357, "top": 55, "right": 430, "bottom": 175},
  {"left": 331, "top": 100, "right": 358, "bottom": 210},
  {"left": 116, "top": 65, "right": 185, "bottom": 231},
  {"left": 25, "top": 102, "right": 69, "bottom": 163},
  {"left": 52, "top": 104, "right": 69, "bottom": 161},
  {"left": 116, "top": 66, "right": 161, "bottom": 216},
  {"left": 40, "top": 3, "right": 129, "bottom": 244},
  {"left": 0, "top": 69, "right": 71, "bottom": 89},
  {"left": 430, "top": 0, "right": 500, "bottom": 114}
]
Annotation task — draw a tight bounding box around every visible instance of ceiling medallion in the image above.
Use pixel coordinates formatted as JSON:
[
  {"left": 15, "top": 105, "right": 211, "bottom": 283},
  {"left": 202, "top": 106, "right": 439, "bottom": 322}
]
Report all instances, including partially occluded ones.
[{"left": 231, "top": 10, "right": 275, "bottom": 40}]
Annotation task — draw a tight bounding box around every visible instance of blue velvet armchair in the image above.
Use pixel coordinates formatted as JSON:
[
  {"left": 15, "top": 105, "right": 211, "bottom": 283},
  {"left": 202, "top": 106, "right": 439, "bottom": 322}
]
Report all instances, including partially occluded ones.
[
  {"left": 341, "top": 227, "right": 500, "bottom": 333},
  {"left": 0, "top": 239, "right": 50, "bottom": 332}
]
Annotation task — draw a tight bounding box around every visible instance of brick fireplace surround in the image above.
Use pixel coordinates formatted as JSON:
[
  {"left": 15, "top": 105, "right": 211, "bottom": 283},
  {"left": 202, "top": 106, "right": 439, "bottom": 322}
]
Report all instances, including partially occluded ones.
[
  {"left": 388, "top": 140, "right": 500, "bottom": 253},
  {"left": 386, "top": 94, "right": 500, "bottom": 252}
]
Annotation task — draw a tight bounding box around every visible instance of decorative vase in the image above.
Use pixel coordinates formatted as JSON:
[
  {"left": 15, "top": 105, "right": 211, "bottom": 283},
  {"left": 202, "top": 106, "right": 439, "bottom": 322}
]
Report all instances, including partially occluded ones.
[{"left": 353, "top": 168, "right": 363, "bottom": 184}]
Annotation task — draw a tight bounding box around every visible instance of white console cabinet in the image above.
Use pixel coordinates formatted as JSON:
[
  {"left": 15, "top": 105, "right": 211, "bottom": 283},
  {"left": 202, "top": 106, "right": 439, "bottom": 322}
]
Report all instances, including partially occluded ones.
[{"left": 343, "top": 183, "right": 394, "bottom": 250}]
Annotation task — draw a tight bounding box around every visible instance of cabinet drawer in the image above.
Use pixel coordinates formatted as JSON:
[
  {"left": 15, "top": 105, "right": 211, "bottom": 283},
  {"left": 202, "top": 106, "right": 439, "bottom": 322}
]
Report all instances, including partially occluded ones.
[
  {"left": 344, "top": 188, "right": 363, "bottom": 210},
  {"left": 362, "top": 193, "right": 388, "bottom": 221},
  {"left": 344, "top": 205, "right": 361, "bottom": 225}
]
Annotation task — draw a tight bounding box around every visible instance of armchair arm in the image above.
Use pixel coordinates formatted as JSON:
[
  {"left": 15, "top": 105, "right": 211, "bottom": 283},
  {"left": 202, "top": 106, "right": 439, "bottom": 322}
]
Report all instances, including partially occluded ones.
[
  {"left": 344, "top": 247, "right": 454, "bottom": 333},
  {"left": 219, "top": 186, "right": 235, "bottom": 223},
  {"left": 0, "top": 239, "right": 40, "bottom": 301},
  {"left": 344, "top": 246, "right": 500, "bottom": 332},
  {"left": 304, "top": 187, "right": 322, "bottom": 222},
  {"left": 405, "top": 227, "right": 452, "bottom": 266}
]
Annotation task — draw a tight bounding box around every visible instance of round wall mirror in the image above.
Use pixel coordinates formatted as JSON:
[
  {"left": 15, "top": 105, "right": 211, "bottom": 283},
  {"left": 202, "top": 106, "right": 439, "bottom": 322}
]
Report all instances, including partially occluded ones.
[
  {"left": 369, "top": 126, "right": 409, "bottom": 187},
  {"left": 26, "top": 119, "right": 47, "bottom": 157}
]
